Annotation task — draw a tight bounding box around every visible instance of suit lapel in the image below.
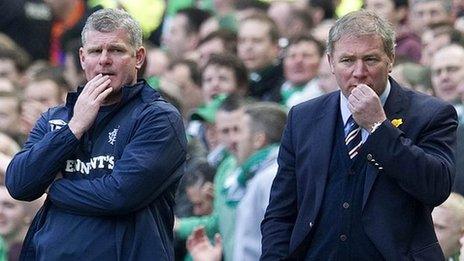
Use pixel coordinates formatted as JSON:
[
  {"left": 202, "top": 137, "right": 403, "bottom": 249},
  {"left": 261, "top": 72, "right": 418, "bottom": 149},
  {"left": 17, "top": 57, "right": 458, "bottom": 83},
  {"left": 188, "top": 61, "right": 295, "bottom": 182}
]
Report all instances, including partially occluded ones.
[
  {"left": 362, "top": 78, "right": 408, "bottom": 210},
  {"left": 311, "top": 93, "right": 340, "bottom": 204}
]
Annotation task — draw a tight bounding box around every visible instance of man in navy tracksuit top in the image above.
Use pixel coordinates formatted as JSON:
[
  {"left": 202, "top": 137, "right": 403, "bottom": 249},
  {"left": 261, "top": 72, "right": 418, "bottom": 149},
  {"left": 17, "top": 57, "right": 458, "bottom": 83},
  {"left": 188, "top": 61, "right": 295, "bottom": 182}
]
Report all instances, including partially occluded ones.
[{"left": 5, "top": 9, "right": 187, "bottom": 260}]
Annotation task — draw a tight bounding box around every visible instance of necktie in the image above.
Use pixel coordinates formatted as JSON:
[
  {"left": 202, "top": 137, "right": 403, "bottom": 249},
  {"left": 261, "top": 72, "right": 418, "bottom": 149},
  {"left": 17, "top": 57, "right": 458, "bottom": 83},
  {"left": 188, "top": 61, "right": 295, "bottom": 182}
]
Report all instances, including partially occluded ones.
[{"left": 345, "top": 116, "right": 363, "bottom": 159}]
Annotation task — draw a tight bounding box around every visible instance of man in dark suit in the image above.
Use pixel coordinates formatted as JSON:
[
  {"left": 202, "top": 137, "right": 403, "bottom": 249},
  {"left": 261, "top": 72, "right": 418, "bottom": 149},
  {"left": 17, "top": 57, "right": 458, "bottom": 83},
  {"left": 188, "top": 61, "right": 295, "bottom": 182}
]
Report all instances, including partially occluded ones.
[{"left": 261, "top": 10, "right": 458, "bottom": 260}]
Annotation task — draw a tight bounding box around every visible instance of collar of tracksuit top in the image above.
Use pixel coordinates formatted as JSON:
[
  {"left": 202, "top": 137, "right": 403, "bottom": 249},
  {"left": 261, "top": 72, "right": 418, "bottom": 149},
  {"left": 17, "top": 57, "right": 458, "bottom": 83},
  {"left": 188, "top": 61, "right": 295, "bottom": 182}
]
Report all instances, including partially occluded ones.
[
  {"left": 65, "top": 79, "right": 150, "bottom": 113},
  {"left": 64, "top": 80, "right": 154, "bottom": 153}
]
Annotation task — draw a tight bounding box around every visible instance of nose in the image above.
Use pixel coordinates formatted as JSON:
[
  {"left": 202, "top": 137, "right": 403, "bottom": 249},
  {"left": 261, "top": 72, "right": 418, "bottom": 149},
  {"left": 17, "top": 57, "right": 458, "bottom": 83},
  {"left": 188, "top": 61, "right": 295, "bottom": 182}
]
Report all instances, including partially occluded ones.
[
  {"left": 229, "top": 129, "right": 240, "bottom": 146},
  {"left": 241, "top": 40, "right": 253, "bottom": 52},
  {"left": 211, "top": 77, "right": 221, "bottom": 88},
  {"left": 353, "top": 60, "right": 368, "bottom": 79},
  {"left": 98, "top": 50, "right": 112, "bottom": 66}
]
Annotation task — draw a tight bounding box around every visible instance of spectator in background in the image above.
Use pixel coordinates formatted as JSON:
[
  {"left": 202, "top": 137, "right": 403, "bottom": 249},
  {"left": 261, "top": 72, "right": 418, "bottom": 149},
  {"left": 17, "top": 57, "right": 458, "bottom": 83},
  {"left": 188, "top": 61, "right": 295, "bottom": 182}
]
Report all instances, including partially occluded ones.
[
  {"left": 201, "top": 53, "right": 248, "bottom": 103},
  {"left": 0, "top": 132, "right": 20, "bottom": 181},
  {"left": 229, "top": 102, "right": 287, "bottom": 261},
  {"left": 190, "top": 95, "right": 228, "bottom": 168},
  {"left": 185, "top": 102, "right": 287, "bottom": 261},
  {"left": 430, "top": 44, "right": 464, "bottom": 121},
  {"left": 364, "top": 0, "right": 422, "bottom": 63},
  {"left": 20, "top": 70, "right": 69, "bottom": 135},
  {"left": 238, "top": 13, "right": 284, "bottom": 102},
  {"left": 211, "top": 0, "right": 237, "bottom": 28},
  {"left": 0, "top": 49, "right": 27, "bottom": 86},
  {"left": 161, "top": 59, "right": 203, "bottom": 120},
  {"left": 197, "top": 29, "right": 237, "bottom": 69},
  {"left": 267, "top": 1, "right": 293, "bottom": 43},
  {"left": 0, "top": 185, "right": 43, "bottom": 260},
  {"left": 421, "top": 23, "right": 464, "bottom": 66},
  {"left": 285, "top": 7, "right": 316, "bottom": 44},
  {"left": 235, "top": 0, "right": 270, "bottom": 22},
  {"left": 144, "top": 45, "right": 171, "bottom": 89},
  {"left": 20, "top": 61, "right": 52, "bottom": 86},
  {"left": 44, "top": 0, "right": 95, "bottom": 66},
  {"left": 317, "top": 56, "right": 339, "bottom": 94},
  {"left": 433, "top": 193, "right": 464, "bottom": 260},
  {"left": 390, "top": 62, "right": 433, "bottom": 95},
  {"left": 175, "top": 95, "right": 246, "bottom": 259},
  {"left": 268, "top": 2, "right": 315, "bottom": 49},
  {"left": 63, "top": 38, "right": 86, "bottom": 89},
  {"left": 281, "top": 34, "right": 324, "bottom": 108},
  {"left": 308, "top": 0, "right": 337, "bottom": 23},
  {"left": 162, "top": 8, "right": 211, "bottom": 60},
  {"left": 311, "top": 19, "right": 336, "bottom": 44},
  {"left": 198, "top": 16, "right": 221, "bottom": 41},
  {"left": 410, "top": 0, "right": 454, "bottom": 34},
  {"left": 0, "top": 92, "right": 22, "bottom": 144},
  {"left": 184, "top": 160, "right": 216, "bottom": 217}
]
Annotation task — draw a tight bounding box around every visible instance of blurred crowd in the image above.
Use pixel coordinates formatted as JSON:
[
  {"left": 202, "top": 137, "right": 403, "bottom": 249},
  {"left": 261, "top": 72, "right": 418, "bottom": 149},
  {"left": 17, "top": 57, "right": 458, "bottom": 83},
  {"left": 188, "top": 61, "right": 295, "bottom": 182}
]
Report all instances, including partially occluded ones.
[{"left": 0, "top": 0, "right": 464, "bottom": 260}]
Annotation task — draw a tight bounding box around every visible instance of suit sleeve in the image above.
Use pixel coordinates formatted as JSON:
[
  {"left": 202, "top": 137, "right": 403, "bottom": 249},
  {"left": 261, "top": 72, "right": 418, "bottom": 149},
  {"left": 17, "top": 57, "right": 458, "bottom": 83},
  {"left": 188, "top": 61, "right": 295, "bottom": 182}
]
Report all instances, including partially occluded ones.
[
  {"left": 365, "top": 103, "right": 458, "bottom": 206},
  {"left": 260, "top": 109, "right": 298, "bottom": 260},
  {"left": 6, "top": 111, "right": 79, "bottom": 201},
  {"left": 47, "top": 108, "right": 187, "bottom": 216}
]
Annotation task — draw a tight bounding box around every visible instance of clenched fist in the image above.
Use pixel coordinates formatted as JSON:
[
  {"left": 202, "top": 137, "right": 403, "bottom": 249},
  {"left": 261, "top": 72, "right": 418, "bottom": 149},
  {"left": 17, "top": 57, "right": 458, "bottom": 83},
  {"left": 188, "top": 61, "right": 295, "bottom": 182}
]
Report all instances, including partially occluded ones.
[{"left": 348, "top": 84, "right": 387, "bottom": 133}]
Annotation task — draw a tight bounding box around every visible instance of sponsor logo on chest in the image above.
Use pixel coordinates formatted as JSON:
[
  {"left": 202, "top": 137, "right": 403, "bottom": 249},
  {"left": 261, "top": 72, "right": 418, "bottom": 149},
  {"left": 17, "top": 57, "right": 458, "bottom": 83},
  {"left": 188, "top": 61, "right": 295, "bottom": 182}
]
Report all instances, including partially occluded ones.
[{"left": 65, "top": 155, "right": 115, "bottom": 175}]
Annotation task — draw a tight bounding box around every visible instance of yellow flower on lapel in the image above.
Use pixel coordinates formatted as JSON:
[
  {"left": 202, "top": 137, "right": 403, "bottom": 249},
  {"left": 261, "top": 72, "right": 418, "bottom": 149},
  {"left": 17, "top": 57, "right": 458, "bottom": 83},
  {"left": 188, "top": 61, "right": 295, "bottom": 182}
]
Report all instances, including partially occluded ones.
[{"left": 391, "top": 118, "right": 403, "bottom": 128}]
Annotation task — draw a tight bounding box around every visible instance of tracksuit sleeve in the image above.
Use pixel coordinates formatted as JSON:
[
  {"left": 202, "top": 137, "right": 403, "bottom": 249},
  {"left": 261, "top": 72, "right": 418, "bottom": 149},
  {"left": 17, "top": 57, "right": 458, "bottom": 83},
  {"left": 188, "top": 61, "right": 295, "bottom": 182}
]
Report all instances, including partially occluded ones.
[
  {"left": 47, "top": 108, "right": 187, "bottom": 216},
  {"left": 6, "top": 111, "right": 79, "bottom": 201}
]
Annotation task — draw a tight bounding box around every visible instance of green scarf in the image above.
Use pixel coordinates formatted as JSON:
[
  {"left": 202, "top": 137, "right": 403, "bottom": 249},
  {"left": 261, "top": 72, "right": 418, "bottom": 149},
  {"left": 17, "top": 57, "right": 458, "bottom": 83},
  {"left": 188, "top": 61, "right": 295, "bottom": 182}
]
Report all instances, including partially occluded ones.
[
  {"left": 280, "top": 84, "right": 305, "bottom": 106},
  {"left": 236, "top": 144, "right": 278, "bottom": 186}
]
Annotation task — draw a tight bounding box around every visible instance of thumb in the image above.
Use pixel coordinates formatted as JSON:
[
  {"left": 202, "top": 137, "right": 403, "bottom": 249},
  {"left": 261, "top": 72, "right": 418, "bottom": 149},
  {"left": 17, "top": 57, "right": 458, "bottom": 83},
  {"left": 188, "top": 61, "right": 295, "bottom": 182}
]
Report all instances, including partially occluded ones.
[{"left": 214, "top": 233, "right": 222, "bottom": 249}]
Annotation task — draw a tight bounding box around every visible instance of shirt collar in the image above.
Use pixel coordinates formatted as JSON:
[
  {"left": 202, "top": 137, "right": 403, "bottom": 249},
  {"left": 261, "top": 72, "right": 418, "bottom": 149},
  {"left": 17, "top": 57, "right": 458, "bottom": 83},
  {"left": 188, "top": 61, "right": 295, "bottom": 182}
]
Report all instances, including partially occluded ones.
[{"left": 340, "top": 79, "right": 391, "bottom": 126}]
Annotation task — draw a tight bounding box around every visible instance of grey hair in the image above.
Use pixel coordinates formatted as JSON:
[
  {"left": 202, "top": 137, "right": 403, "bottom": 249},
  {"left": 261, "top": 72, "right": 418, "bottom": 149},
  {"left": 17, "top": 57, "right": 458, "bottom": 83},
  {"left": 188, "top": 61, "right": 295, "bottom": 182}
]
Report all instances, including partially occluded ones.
[
  {"left": 326, "top": 10, "right": 396, "bottom": 58},
  {"left": 81, "top": 9, "right": 143, "bottom": 50}
]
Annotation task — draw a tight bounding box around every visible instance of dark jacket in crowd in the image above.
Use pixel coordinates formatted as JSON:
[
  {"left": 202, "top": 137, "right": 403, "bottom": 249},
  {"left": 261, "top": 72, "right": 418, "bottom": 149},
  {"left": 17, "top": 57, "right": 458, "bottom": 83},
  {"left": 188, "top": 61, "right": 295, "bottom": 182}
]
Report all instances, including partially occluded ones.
[{"left": 248, "top": 62, "right": 285, "bottom": 103}]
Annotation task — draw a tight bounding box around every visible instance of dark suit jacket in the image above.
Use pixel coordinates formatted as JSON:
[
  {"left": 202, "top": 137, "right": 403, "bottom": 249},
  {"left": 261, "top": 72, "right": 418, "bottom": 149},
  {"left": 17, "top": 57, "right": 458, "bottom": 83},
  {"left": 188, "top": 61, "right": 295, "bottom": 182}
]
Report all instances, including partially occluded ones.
[{"left": 261, "top": 79, "right": 458, "bottom": 261}]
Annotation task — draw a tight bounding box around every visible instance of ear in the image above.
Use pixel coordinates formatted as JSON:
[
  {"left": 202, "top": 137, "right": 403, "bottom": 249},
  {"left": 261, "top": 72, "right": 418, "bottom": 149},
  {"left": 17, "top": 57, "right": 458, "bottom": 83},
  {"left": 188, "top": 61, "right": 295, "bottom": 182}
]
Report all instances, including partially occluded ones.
[
  {"left": 79, "top": 47, "right": 86, "bottom": 70},
  {"left": 135, "top": 46, "right": 146, "bottom": 70},
  {"left": 388, "top": 54, "right": 395, "bottom": 73},
  {"left": 327, "top": 53, "right": 335, "bottom": 74},
  {"left": 252, "top": 132, "right": 267, "bottom": 150}
]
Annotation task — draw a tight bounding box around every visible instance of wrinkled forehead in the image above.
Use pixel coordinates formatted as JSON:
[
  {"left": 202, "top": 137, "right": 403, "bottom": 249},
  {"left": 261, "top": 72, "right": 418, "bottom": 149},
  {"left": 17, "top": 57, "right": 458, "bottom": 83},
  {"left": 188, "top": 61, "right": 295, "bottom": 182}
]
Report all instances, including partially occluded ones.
[{"left": 332, "top": 34, "right": 387, "bottom": 54}]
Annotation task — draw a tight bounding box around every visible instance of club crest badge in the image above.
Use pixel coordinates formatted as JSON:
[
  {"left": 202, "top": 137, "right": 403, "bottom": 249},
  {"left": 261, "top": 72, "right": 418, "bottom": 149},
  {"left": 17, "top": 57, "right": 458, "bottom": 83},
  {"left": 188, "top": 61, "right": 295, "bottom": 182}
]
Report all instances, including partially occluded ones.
[{"left": 108, "top": 126, "right": 119, "bottom": 145}]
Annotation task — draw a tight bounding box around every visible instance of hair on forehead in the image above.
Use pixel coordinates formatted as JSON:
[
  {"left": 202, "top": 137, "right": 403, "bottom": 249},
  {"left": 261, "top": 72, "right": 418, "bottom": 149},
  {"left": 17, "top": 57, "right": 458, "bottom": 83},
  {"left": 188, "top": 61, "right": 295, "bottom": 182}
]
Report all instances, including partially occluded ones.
[
  {"left": 327, "top": 9, "right": 396, "bottom": 58},
  {"left": 81, "top": 9, "right": 143, "bottom": 49}
]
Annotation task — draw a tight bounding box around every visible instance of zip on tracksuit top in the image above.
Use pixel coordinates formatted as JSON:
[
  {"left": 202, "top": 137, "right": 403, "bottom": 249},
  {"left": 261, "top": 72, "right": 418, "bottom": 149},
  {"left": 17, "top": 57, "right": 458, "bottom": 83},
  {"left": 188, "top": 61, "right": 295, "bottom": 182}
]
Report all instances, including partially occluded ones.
[{"left": 6, "top": 80, "right": 187, "bottom": 260}]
